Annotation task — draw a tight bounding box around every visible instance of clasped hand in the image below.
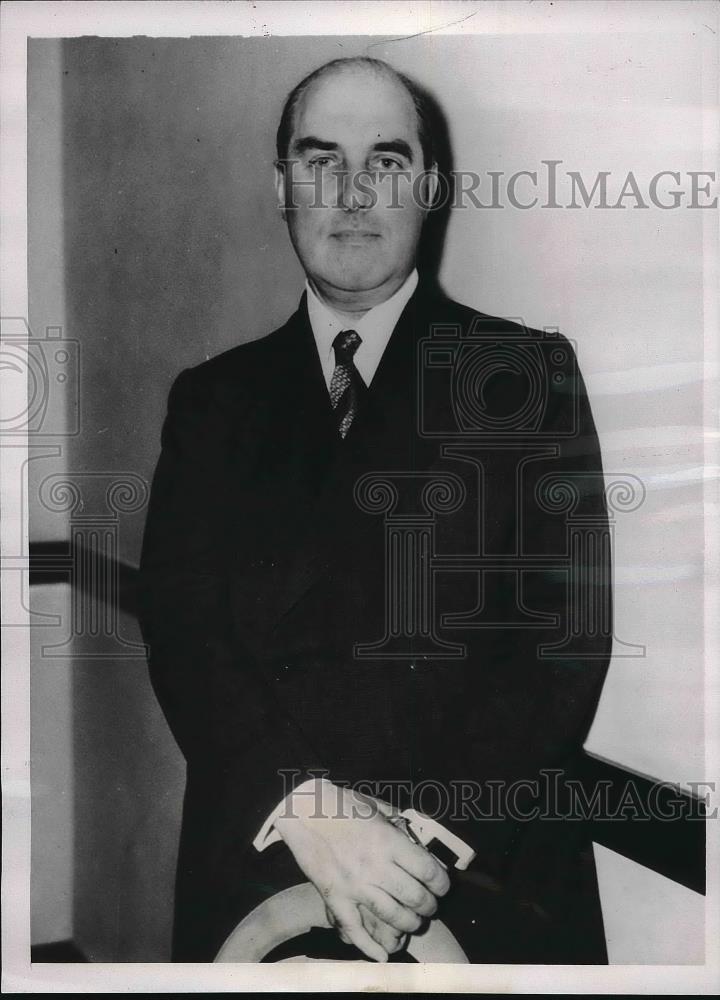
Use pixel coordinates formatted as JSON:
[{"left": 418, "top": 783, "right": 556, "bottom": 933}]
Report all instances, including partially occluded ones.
[{"left": 274, "top": 782, "right": 451, "bottom": 962}]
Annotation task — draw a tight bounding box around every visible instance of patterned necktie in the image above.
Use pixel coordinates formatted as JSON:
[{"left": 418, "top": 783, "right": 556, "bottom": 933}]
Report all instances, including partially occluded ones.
[{"left": 329, "top": 329, "right": 365, "bottom": 438}]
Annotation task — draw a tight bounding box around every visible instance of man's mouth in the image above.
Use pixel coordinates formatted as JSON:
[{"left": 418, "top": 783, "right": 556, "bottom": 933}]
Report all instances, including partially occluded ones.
[{"left": 330, "top": 230, "right": 381, "bottom": 243}]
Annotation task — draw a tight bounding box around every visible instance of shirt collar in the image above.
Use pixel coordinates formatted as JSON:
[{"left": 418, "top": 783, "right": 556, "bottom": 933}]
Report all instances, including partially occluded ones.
[{"left": 305, "top": 269, "right": 419, "bottom": 387}]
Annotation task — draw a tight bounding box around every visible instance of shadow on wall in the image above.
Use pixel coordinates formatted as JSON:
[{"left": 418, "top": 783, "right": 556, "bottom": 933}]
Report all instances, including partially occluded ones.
[{"left": 72, "top": 611, "right": 184, "bottom": 961}]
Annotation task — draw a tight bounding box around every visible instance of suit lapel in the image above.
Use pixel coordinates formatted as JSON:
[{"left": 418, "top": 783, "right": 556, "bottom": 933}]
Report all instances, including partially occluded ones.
[{"left": 231, "top": 284, "right": 453, "bottom": 643}]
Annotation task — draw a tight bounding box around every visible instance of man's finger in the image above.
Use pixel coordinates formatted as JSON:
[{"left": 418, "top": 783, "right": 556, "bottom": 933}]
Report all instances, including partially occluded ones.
[
  {"left": 359, "top": 903, "right": 405, "bottom": 953},
  {"left": 392, "top": 838, "right": 452, "bottom": 897},
  {"left": 377, "top": 865, "right": 438, "bottom": 917},
  {"left": 332, "top": 902, "right": 388, "bottom": 963},
  {"left": 347, "top": 922, "right": 389, "bottom": 963},
  {"left": 326, "top": 903, "right": 354, "bottom": 946},
  {"left": 360, "top": 884, "right": 424, "bottom": 934},
  {"left": 358, "top": 903, "right": 405, "bottom": 955}
]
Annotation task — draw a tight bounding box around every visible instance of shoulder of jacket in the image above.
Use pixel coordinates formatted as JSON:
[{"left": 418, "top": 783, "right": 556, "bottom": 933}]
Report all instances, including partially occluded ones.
[
  {"left": 167, "top": 315, "right": 298, "bottom": 409},
  {"left": 186, "top": 325, "right": 289, "bottom": 383},
  {"left": 431, "top": 294, "right": 575, "bottom": 351}
]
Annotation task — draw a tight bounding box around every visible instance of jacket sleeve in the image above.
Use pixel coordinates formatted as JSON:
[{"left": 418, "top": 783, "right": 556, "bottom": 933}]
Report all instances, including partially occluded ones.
[
  {"left": 137, "top": 366, "right": 328, "bottom": 846},
  {"left": 445, "top": 338, "right": 613, "bottom": 888}
]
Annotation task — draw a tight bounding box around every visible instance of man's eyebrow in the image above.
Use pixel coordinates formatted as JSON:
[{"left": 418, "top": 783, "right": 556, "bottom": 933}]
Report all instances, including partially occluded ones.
[
  {"left": 290, "top": 136, "right": 415, "bottom": 162},
  {"left": 371, "top": 139, "right": 414, "bottom": 163},
  {"left": 291, "top": 136, "right": 339, "bottom": 155}
]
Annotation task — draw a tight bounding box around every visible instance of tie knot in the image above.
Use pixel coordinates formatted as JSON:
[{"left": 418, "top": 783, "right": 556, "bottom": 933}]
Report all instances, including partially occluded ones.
[{"left": 332, "top": 329, "right": 361, "bottom": 365}]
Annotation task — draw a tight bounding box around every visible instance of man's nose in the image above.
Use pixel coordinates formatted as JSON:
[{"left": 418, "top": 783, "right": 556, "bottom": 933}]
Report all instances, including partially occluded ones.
[{"left": 338, "top": 168, "right": 375, "bottom": 211}]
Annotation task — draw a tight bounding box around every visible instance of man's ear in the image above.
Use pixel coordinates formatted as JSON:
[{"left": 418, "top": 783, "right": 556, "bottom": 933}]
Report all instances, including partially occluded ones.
[
  {"left": 274, "top": 162, "right": 287, "bottom": 220},
  {"left": 421, "top": 162, "right": 439, "bottom": 213}
]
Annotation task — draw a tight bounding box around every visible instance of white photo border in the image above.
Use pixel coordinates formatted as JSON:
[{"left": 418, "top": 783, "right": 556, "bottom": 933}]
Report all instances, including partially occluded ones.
[{"left": 2, "top": 0, "right": 718, "bottom": 993}]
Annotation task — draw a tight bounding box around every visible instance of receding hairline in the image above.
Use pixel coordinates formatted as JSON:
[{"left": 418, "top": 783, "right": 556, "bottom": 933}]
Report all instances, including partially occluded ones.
[
  {"left": 298, "top": 59, "right": 417, "bottom": 108},
  {"left": 277, "top": 57, "right": 434, "bottom": 167},
  {"left": 294, "top": 63, "right": 417, "bottom": 139}
]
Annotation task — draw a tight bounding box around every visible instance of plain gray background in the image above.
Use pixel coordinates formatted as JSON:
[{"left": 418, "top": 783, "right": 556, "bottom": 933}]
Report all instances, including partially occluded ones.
[{"left": 27, "top": 31, "right": 708, "bottom": 962}]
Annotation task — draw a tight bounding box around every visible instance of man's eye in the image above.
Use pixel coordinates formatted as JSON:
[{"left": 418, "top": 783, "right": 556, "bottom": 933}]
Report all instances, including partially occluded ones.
[
  {"left": 310, "top": 156, "right": 334, "bottom": 168},
  {"left": 377, "top": 157, "right": 403, "bottom": 170}
]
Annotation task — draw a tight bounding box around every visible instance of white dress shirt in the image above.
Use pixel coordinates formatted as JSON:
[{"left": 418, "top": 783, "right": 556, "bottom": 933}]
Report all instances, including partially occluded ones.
[
  {"left": 306, "top": 268, "right": 419, "bottom": 389},
  {"left": 253, "top": 268, "right": 419, "bottom": 853}
]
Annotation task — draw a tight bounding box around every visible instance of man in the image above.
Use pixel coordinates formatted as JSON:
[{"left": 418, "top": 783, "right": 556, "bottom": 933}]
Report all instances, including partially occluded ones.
[{"left": 138, "top": 57, "right": 612, "bottom": 964}]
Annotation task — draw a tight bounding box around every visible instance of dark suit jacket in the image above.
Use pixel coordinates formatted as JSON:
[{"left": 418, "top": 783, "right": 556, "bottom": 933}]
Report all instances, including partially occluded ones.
[{"left": 137, "top": 281, "right": 612, "bottom": 963}]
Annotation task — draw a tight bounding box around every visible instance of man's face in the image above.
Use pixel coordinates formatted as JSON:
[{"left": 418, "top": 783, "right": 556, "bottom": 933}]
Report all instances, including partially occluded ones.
[{"left": 276, "top": 67, "right": 436, "bottom": 305}]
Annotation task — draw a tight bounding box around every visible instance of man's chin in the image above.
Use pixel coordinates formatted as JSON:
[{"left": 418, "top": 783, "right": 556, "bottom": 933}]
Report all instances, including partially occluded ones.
[{"left": 319, "top": 266, "right": 398, "bottom": 295}]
